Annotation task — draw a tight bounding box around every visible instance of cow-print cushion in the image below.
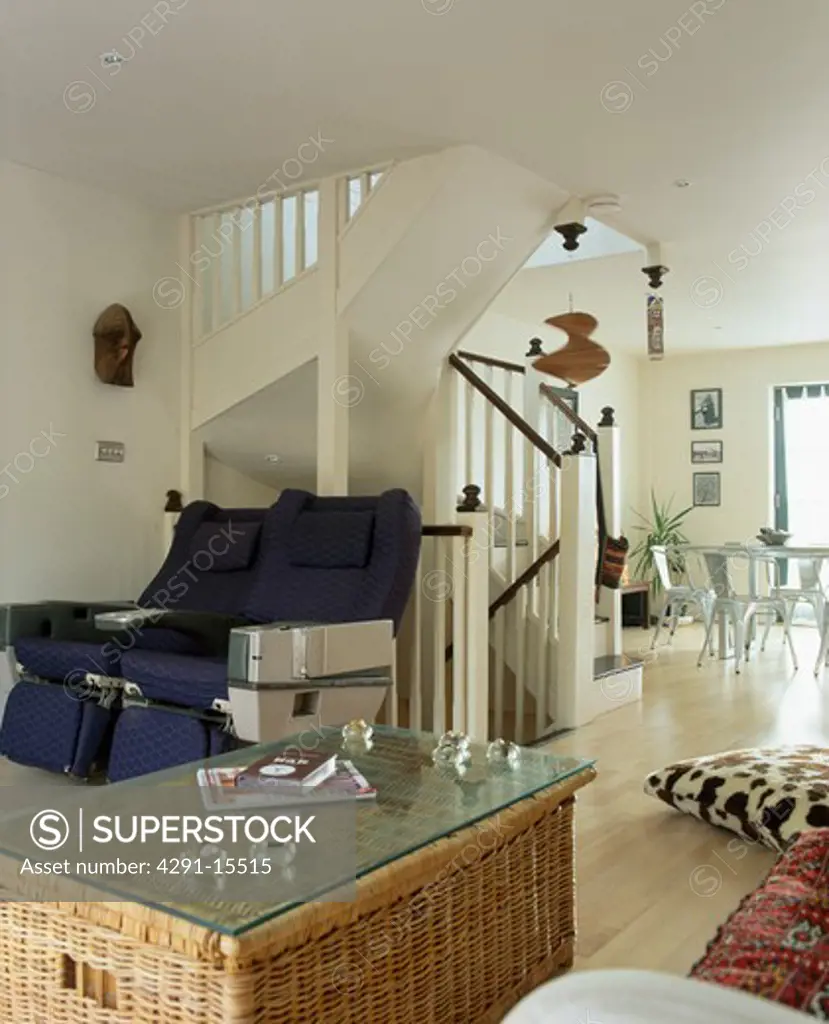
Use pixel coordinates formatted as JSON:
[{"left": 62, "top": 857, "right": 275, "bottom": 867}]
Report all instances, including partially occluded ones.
[{"left": 644, "top": 746, "right": 829, "bottom": 852}]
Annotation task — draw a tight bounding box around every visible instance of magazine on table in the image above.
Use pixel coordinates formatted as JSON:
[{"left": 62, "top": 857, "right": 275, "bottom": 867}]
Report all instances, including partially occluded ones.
[
  {"left": 235, "top": 749, "right": 338, "bottom": 789},
  {"left": 196, "top": 759, "right": 376, "bottom": 810}
]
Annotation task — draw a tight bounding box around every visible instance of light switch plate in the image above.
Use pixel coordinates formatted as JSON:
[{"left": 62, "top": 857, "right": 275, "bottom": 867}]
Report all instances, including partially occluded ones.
[{"left": 96, "top": 441, "right": 125, "bottom": 463}]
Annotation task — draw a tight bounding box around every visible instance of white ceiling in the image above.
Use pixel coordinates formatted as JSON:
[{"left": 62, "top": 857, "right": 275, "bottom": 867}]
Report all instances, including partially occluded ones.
[
  {"left": 5, "top": 0, "right": 829, "bottom": 350},
  {"left": 501, "top": 223, "right": 829, "bottom": 354}
]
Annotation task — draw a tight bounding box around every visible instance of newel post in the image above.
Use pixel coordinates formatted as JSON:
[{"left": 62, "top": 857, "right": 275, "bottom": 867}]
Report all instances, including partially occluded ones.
[
  {"left": 163, "top": 489, "right": 183, "bottom": 558},
  {"left": 316, "top": 176, "right": 349, "bottom": 494},
  {"left": 523, "top": 338, "right": 546, "bottom": 563},
  {"left": 523, "top": 338, "right": 545, "bottom": 429},
  {"left": 556, "top": 435, "right": 596, "bottom": 728},
  {"left": 455, "top": 484, "right": 490, "bottom": 742},
  {"left": 596, "top": 407, "right": 622, "bottom": 656}
]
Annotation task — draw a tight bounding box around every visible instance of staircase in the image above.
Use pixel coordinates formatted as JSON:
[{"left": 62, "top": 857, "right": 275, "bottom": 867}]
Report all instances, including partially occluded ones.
[
  {"left": 421, "top": 347, "right": 642, "bottom": 742},
  {"left": 390, "top": 345, "right": 642, "bottom": 745},
  {"left": 179, "top": 145, "right": 642, "bottom": 742},
  {"left": 184, "top": 145, "right": 569, "bottom": 492}
]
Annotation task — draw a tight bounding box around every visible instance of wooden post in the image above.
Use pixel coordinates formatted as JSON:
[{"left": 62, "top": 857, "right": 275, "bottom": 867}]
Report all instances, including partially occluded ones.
[
  {"left": 163, "top": 490, "right": 183, "bottom": 559},
  {"left": 456, "top": 485, "right": 490, "bottom": 741},
  {"left": 316, "top": 177, "right": 349, "bottom": 494},
  {"left": 522, "top": 339, "right": 545, "bottom": 570},
  {"left": 556, "top": 445, "right": 596, "bottom": 728},
  {"left": 596, "top": 407, "right": 622, "bottom": 656},
  {"left": 425, "top": 364, "right": 461, "bottom": 522}
]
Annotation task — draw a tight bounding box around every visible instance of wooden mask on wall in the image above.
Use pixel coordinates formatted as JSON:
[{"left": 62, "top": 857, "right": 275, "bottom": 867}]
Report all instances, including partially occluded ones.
[{"left": 93, "top": 304, "right": 141, "bottom": 387}]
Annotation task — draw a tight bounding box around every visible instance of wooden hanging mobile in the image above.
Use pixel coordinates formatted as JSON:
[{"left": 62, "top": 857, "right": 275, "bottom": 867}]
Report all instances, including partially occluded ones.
[{"left": 532, "top": 293, "right": 610, "bottom": 386}]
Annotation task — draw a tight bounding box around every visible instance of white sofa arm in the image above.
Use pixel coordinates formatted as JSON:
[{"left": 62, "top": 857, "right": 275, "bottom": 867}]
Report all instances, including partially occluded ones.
[{"left": 503, "top": 970, "right": 807, "bottom": 1024}]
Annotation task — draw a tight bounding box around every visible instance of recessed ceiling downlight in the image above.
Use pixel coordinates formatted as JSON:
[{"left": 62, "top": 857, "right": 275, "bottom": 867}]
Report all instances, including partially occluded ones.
[{"left": 265, "top": 454, "right": 281, "bottom": 463}]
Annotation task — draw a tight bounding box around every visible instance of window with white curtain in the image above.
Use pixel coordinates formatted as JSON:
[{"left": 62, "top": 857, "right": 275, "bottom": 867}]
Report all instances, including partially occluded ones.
[{"left": 774, "top": 385, "right": 829, "bottom": 545}]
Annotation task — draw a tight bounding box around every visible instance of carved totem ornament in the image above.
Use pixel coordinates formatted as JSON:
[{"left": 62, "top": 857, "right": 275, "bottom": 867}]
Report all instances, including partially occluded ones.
[{"left": 93, "top": 304, "right": 141, "bottom": 387}]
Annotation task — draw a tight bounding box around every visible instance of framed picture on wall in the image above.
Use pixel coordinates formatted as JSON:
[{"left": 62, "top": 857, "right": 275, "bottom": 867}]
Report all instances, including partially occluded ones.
[
  {"left": 691, "top": 388, "right": 723, "bottom": 430},
  {"left": 691, "top": 440, "right": 723, "bottom": 464},
  {"left": 693, "top": 472, "right": 721, "bottom": 507}
]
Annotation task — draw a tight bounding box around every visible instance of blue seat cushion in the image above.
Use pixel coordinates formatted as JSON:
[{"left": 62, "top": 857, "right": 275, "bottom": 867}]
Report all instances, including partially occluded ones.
[
  {"left": 15, "top": 638, "right": 121, "bottom": 681},
  {"left": 134, "top": 628, "right": 207, "bottom": 656},
  {"left": 108, "top": 705, "right": 239, "bottom": 782},
  {"left": 15, "top": 629, "right": 204, "bottom": 682},
  {"left": 121, "top": 650, "right": 228, "bottom": 710}
]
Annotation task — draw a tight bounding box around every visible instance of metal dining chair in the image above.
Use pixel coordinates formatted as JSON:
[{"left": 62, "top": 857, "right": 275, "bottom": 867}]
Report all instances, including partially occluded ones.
[
  {"left": 697, "top": 551, "right": 797, "bottom": 673},
  {"left": 815, "top": 610, "right": 829, "bottom": 675},
  {"left": 650, "top": 545, "right": 714, "bottom": 649},
  {"left": 761, "top": 556, "right": 824, "bottom": 654}
]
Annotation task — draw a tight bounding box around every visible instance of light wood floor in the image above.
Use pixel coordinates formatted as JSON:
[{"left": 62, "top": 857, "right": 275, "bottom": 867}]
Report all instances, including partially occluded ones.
[{"left": 544, "top": 621, "right": 829, "bottom": 974}]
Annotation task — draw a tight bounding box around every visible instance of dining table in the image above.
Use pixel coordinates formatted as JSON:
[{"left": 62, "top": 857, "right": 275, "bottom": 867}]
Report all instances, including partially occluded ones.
[{"left": 671, "top": 543, "right": 829, "bottom": 659}]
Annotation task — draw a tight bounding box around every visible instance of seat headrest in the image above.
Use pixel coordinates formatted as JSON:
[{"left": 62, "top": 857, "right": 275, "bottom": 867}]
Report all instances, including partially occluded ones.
[
  {"left": 288, "top": 510, "right": 375, "bottom": 569},
  {"left": 188, "top": 520, "right": 262, "bottom": 572}
]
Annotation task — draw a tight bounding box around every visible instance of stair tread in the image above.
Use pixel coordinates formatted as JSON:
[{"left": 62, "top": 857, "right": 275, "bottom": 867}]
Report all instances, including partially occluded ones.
[{"left": 593, "top": 654, "right": 644, "bottom": 680}]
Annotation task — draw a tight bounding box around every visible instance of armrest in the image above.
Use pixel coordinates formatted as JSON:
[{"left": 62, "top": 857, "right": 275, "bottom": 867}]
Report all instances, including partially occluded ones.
[
  {"left": 96, "top": 609, "right": 250, "bottom": 656},
  {"left": 228, "top": 620, "right": 394, "bottom": 684},
  {"left": 0, "top": 601, "right": 136, "bottom": 650}
]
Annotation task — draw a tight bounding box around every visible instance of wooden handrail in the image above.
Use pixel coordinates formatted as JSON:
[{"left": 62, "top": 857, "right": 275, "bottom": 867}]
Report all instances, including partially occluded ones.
[
  {"left": 540, "top": 383, "right": 597, "bottom": 444},
  {"left": 449, "top": 354, "right": 562, "bottom": 468},
  {"left": 455, "top": 350, "right": 526, "bottom": 375},
  {"left": 422, "top": 525, "right": 473, "bottom": 538},
  {"left": 489, "top": 539, "right": 560, "bottom": 618}
]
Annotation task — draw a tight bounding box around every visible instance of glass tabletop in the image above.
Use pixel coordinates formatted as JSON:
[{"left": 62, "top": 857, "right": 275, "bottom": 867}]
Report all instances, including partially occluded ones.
[{"left": 0, "top": 727, "right": 593, "bottom": 936}]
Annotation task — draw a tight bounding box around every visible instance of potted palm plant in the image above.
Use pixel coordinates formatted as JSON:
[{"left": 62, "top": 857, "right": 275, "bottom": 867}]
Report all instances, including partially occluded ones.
[{"left": 630, "top": 491, "right": 693, "bottom": 617}]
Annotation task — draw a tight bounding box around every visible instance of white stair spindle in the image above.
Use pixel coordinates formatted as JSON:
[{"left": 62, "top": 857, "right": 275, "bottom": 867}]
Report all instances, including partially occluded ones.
[
  {"left": 232, "top": 209, "right": 243, "bottom": 318},
  {"left": 296, "top": 191, "right": 306, "bottom": 274},
  {"left": 494, "top": 606, "right": 505, "bottom": 739},
  {"left": 596, "top": 409, "right": 623, "bottom": 657},
  {"left": 514, "top": 587, "right": 527, "bottom": 744},
  {"left": 431, "top": 539, "right": 447, "bottom": 734},
  {"left": 484, "top": 365, "right": 494, "bottom": 510},
  {"left": 546, "top": 557, "right": 557, "bottom": 724},
  {"left": 209, "top": 213, "right": 222, "bottom": 332},
  {"left": 274, "top": 196, "right": 284, "bottom": 290},
  {"left": 464, "top": 379, "right": 474, "bottom": 494},
  {"left": 536, "top": 560, "right": 549, "bottom": 734},
  {"left": 549, "top": 452, "right": 560, "bottom": 639},
  {"left": 557, "top": 447, "right": 597, "bottom": 728},
  {"left": 457, "top": 506, "right": 490, "bottom": 742},
  {"left": 451, "top": 534, "right": 468, "bottom": 734},
  {"left": 408, "top": 551, "right": 423, "bottom": 731},
  {"left": 252, "top": 202, "right": 262, "bottom": 305},
  {"left": 387, "top": 642, "right": 399, "bottom": 728},
  {"left": 505, "top": 426, "right": 517, "bottom": 586},
  {"left": 525, "top": 437, "right": 538, "bottom": 570},
  {"left": 191, "top": 216, "right": 204, "bottom": 342}
]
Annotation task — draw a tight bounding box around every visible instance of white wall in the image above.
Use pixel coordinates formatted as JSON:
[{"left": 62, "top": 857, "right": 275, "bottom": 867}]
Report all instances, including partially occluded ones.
[
  {"left": 204, "top": 455, "right": 279, "bottom": 507},
  {"left": 0, "top": 161, "right": 182, "bottom": 602},
  {"left": 640, "top": 341, "right": 829, "bottom": 550}
]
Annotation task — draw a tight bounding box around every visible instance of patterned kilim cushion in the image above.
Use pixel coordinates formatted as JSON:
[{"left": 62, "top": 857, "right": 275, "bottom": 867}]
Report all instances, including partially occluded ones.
[
  {"left": 644, "top": 746, "right": 829, "bottom": 852},
  {"left": 691, "top": 827, "right": 829, "bottom": 1017}
]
